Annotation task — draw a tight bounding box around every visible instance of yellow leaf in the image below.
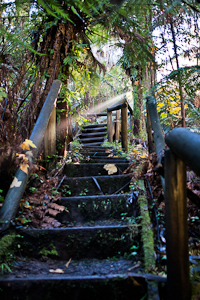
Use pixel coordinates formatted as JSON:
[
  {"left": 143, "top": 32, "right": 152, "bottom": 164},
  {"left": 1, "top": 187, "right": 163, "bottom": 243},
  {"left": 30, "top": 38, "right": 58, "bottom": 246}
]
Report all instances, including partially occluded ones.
[
  {"left": 20, "top": 162, "right": 29, "bottom": 174},
  {"left": 24, "top": 204, "right": 32, "bottom": 209},
  {"left": 65, "top": 258, "right": 72, "bottom": 268},
  {"left": 49, "top": 269, "right": 64, "bottom": 274},
  {"left": 170, "top": 101, "right": 178, "bottom": 107},
  {"left": 133, "top": 149, "right": 139, "bottom": 153},
  {"left": 103, "top": 164, "right": 117, "bottom": 175},
  {"left": 157, "top": 103, "right": 165, "bottom": 108},
  {"left": 161, "top": 113, "right": 167, "bottom": 118},
  {"left": 157, "top": 88, "right": 164, "bottom": 94},
  {"left": 139, "top": 154, "right": 147, "bottom": 158},
  {"left": 10, "top": 177, "right": 22, "bottom": 188},
  {"left": 21, "top": 139, "right": 37, "bottom": 151}
]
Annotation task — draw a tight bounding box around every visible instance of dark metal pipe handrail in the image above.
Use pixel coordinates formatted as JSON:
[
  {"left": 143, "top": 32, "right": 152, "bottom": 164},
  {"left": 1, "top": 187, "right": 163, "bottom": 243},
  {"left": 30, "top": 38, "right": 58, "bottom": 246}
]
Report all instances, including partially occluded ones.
[
  {"left": 0, "top": 80, "right": 62, "bottom": 231},
  {"left": 146, "top": 95, "right": 165, "bottom": 157},
  {"left": 146, "top": 95, "right": 165, "bottom": 190},
  {"left": 165, "top": 127, "right": 200, "bottom": 177},
  {"left": 146, "top": 94, "right": 191, "bottom": 300}
]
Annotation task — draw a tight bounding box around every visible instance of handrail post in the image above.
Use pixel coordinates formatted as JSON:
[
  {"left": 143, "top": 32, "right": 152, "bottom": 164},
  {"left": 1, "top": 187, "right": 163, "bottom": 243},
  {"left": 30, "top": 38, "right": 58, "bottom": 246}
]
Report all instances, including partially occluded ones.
[
  {"left": 121, "top": 104, "right": 128, "bottom": 151},
  {"left": 146, "top": 100, "right": 155, "bottom": 153},
  {"left": 115, "top": 110, "right": 120, "bottom": 141},
  {"left": 164, "top": 149, "right": 190, "bottom": 300},
  {"left": 107, "top": 110, "right": 113, "bottom": 143},
  {"left": 130, "top": 113, "right": 133, "bottom": 131}
]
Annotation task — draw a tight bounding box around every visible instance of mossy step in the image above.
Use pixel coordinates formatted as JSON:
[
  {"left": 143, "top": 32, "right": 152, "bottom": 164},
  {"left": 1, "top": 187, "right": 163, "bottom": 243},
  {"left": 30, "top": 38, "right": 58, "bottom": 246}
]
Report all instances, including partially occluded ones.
[
  {"left": 82, "top": 142, "right": 103, "bottom": 147},
  {"left": 16, "top": 225, "right": 136, "bottom": 260},
  {"left": 64, "top": 163, "right": 130, "bottom": 177},
  {"left": 80, "top": 151, "right": 113, "bottom": 157},
  {"left": 60, "top": 174, "right": 132, "bottom": 196},
  {"left": 83, "top": 123, "right": 107, "bottom": 129},
  {"left": 80, "top": 147, "right": 112, "bottom": 153},
  {"left": 82, "top": 126, "right": 107, "bottom": 132},
  {"left": 57, "top": 194, "right": 135, "bottom": 224},
  {"left": 82, "top": 158, "right": 128, "bottom": 164},
  {"left": 0, "top": 258, "right": 167, "bottom": 300},
  {"left": 79, "top": 132, "right": 106, "bottom": 139},
  {"left": 79, "top": 137, "right": 105, "bottom": 143}
]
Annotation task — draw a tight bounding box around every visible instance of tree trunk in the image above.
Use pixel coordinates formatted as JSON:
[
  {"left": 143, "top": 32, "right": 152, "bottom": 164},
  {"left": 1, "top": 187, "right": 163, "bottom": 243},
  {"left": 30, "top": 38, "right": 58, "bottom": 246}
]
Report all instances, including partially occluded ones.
[{"left": 169, "top": 15, "right": 185, "bottom": 127}]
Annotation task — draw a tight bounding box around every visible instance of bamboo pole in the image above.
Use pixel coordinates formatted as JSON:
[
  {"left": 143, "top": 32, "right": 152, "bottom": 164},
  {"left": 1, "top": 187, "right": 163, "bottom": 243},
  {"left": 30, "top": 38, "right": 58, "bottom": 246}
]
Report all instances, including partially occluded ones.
[
  {"left": 164, "top": 149, "right": 190, "bottom": 300},
  {"left": 121, "top": 104, "right": 128, "bottom": 151},
  {"left": 0, "top": 80, "right": 62, "bottom": 231},
  {"left": 107, "top": 110, "right": 113, "bottom": 143}
]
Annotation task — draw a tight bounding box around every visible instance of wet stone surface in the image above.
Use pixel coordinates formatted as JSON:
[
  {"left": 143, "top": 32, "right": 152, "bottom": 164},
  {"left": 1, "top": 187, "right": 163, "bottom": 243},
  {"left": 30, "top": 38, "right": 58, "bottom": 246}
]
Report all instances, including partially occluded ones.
[{"left": 0, "top": 258, "right": 142, "bottom": 279}]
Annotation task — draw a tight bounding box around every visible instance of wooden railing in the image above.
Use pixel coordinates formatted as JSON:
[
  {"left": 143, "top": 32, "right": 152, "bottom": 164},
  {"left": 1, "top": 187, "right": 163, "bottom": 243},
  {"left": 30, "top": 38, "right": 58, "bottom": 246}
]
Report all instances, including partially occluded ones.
[
  {"left": 146, "top": 95, "right": 191, "bottom": 300},
  {"left": 0, "top": 80, "right": 62, "bottom": 231},
  {"left": 107, "top": 98, "right": 133, "bottom": 151}
]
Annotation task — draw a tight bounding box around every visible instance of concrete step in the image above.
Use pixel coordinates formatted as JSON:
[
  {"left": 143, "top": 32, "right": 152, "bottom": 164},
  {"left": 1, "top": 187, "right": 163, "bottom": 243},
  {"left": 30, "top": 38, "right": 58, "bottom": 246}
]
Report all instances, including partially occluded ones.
[
  {"left": 0, "top": 258, "right": 167, "bottom": 300},
  {"left": 57, "top": 194, "right": 135, "bottom": 224},
  {"left": 60, "top": 175, "right": 132, "bottom": 196},
  {"left": 64, "top": 162, "right": 130, "bottom": 177}
]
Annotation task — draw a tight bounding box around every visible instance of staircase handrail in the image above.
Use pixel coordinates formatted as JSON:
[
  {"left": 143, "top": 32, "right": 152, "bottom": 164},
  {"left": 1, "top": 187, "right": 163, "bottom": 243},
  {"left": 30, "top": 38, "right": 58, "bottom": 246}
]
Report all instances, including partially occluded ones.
[
  {"left": 146, "top": 94, "right": 191, "bottom": 300},
  {"left": 0, "top": 80, "right": 62, "bottom": 232},
  {"left": 107, "top": 98, "right": 133, "bottom": 151}
]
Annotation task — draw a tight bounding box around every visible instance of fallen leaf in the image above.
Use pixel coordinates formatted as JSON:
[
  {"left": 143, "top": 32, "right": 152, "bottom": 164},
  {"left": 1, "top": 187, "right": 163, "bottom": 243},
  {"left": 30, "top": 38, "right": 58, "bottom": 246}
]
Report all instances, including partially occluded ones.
[
  {"left": 49, "top": 269, "right": 64, "bottom": 274},
  {"left": 10, "top": 177, "right": 22, "bottom": 188},
  {"left": 139, "top": 154, "right": 147, "bottom": 158},
  {"left": 24, "top": 204, "right": 32, "bottom": 209},
  {"left": 20, "top": 162, "right": 29, "bottom": 174},
  {"left": 16, "top": 153, "right": 28, "bottom": 161},
  {"left": 130, "top": 277, "right": 141, "bottom": 286},
  {"left": 21, "top": 139, "right": 37, "bottom": 151},
  {"left": 65, "top": 258, "right": 72, "bottom": 268},
  {"left": 103, "top": 164, "right": 117, "bottom": 175}
]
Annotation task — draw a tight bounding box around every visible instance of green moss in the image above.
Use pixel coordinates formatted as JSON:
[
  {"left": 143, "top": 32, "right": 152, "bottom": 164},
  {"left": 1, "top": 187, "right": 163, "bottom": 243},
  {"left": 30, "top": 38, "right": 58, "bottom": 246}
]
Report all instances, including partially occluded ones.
[
  {"left": 39, "top": 244, "right": 58, "bottom": 257},
  {"left": 138, "top": 180, "right": 155, "bottom": 272},
  {"left": 0, "top": 233, "right": 17, "bottom": 273}
]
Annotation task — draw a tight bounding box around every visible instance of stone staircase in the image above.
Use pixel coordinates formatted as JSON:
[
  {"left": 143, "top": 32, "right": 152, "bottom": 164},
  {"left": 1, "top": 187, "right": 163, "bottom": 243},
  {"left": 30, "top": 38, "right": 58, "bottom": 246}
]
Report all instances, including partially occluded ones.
[{"left": 0, "top": 123, "right": 166, "bottom": 300}]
